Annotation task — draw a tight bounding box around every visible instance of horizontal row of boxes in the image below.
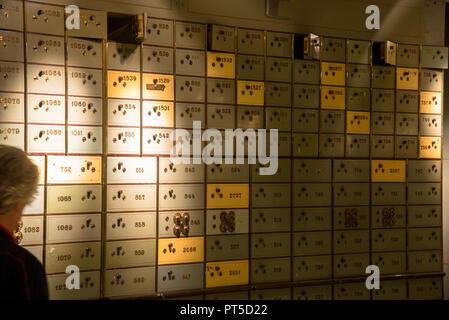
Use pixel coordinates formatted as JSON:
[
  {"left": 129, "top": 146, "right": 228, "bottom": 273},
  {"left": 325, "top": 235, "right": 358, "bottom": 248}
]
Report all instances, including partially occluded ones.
[
  {"left": 293, "top": 134, "right": 441, "bottom": 158},
  {"left": 3, "top": 98, "right": 442, "bottom": 128},
  {"left": 19, "top": 215, "right": 442, "bottom": 251},
  {"left": 46, "top": 266, "right": 443, "bottom": 299},
  {"left": 0, "top": 72, "right": 443, "bottom": 113},
  {"left": 208, "top": 277, "right": 443, "bottom": 300},
  {"left": 1, "top": 1, "right": 447, "bottom": 67},
  {"left": 20, "top": 204, "right": 442, "bottom": 244},
  {"left": 4, "top": 36, "right": 445, "bottom": 88},
  {"left": 20, "top": 155, "right": 442, "bottom": 185},
  {"left": 1, "top": 100, "right": 441, "bottom": 131},
  {"left": 1, "top": 62, "right": 443, "bottom": 95},
  {"left": 19, "top": 181, "right": 444, "bottom": 209},
  {"left": 0, "top": 125, "right": 442, "bottom": 157},
  {"left": 22, "top": 204, "right": 442, "bottom": 236},
  {"left": 4, "top": 129, "right": 441, "bottom": 158}
]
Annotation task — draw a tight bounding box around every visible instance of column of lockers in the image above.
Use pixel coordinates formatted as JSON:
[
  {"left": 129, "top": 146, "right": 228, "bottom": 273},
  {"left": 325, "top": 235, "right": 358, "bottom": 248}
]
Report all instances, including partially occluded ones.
[
  {"left": 0, "top": 1, "right": 107, "bottom": 299},
  {"left": 157, "top": 19, "right": 205, "bottom": 293},
  {"left": 406, "top": 45, "right": 444, "bottom": 299},
  {"left": 204, "top": 25, "right": 249, "bottom": 297},
  {"left": 247, "top": 31, "right": 293, "bottom": 300},
  {"left": 0, "top": 0, "right": 47, "bottom": 265},
  {"left": 106, "top": 31, "right": 158, "bottom": 297}
]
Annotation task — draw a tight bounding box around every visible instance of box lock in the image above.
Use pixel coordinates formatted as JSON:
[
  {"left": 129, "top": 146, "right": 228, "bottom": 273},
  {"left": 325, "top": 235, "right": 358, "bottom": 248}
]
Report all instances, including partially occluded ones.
[
  {"left": 147, "top": 105, "right": 161, "bottom": 117},
  {"left": 216, "top": 211, "right": 236, "bottom": 233},
  {"left": 205, "top": 260, "right": 249, "bottom": 288},
  {"left": 172, "top": 212, "right": 190, "bottom": 237},
  {"left": 112, "top": 162, "right": 126, "bottom": 173},
  {"left": 111, "top": 246, "right": 125, "bottom": 257},
  {"left": 381, "top": 207, "right": 397, "bottom": 227},
  {"left": 343, "top": 208, "right": 359, "bottom": 228},
  {"left": 112, "top": 191, "right": 126, "bottom": 202},
  {"left": 81, "top": 218, "right": 96, "bottom": 230},
  {"left": 34, "top": 99, "right": 54, "bottom": 113},
  {"left": 79, "top": 102, "right": 98, "bottom": 115},
  {"left": 112, "top": 132, "right": 128, "bottom": 144},
  {"left": 162, "top": 270, "right": 175, "bottom": 282},
  {"left": 78, "top": 277, "right": 95, "bottom": 290},
  {"left": 110, "top": 274, "right": 125, "bottom": 286},
  {"left": 81, "top": 191, "right": 96, "bottom": 202},
  {"left": 33, "top": 40, "right": 48, "bottom": 53},
  {"left": 178, "top": 105, "right": 198, "bottom": 120},
  {"left": 81, "top": 44, "right": 96, "bottom": 57},
  {"left": 113, "top": 103, "right": 133, "bottom": 116},
  {"left": 78, "top": 130, "right": 96, "bottom": 144},
  {"left": 81, "top": 247, "right": 95, "bottom": 259},
  {"left": 32, "top": 9, "right": 49, "bottom": 23},
  {"left": 111, "top": 217, "right": 125, "bottom": 229},
  {"left": 80, "top": 161, "right": 96, "bottom": 174}
]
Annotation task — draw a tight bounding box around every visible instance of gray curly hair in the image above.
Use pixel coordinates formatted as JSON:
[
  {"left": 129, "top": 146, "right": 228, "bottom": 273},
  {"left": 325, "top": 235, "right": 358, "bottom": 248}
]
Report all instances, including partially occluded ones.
[{"left": 0, "top": 145, "right": 39, "bottom": 214}]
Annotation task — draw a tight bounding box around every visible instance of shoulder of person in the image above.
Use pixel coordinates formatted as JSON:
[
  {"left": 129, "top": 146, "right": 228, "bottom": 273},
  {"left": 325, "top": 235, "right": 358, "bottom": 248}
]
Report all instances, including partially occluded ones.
[{"left": 0, "top": 238, "right": 44, "bottom": 273}]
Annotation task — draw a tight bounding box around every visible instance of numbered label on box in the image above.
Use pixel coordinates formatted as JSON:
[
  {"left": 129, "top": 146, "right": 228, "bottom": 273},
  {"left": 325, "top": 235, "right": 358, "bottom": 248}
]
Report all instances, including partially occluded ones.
[
  {"left": 108, "top": 157, "right": 156, "bottom": 184},
  {"left": 159, "top": 184, "right": 205, "bottom": 210},
  {"left": 108, "top": 99, "right": 140, "bottom": 127},
  {"left": 108, "top": 128, "right": 140, "bottom": 155},
  {"left": 105, "top": 239, "right": 156, "bottom": 269},
  {"left": 27, "top": 94, "right": 65, "bottom": 124},
  {"left": 66, "top": 9, "right": 107, "bottom": 39},
  {"left": 46, "top": 242, "right": 101, "bottom": 274},
  {"left": 27, "top": 125, "right": 65, "bottom": 154},
  {"left": 143, "top": 101, "right": 174, "bottom": 128},
  {"left": 0, "top": 30, "right": 23, "bottom": 61},
  {"left": 26, "top": 34, "right": 64, "bottom": 65},
  {"left": 321, "top": 86, "right": 345, "bottom": 110},
  {"left": 106, "top": 212, "right": 156, "bottom": 240},
  {"left": 68, "top": 126, "right": 102, "bottom": 154},
  {"left": 107, "top": 71, "right": 140, "bottom": 99},
  {"left": 371, "top": 160, "right": 406, "bottom": 182},
  {"left": 67, "top": 38, "right": 102, "bottom": 68},
  {"left": 47, "top": 185, "right": 102, "bottom": 214},
  {"left": 68, "top": 97, "right": 102, "bottom": 125},
  {"left": 143, "top": 73, "right": 174, "bottom": 100},
  {"left": 107, "top": 185, "right": 157, "bottom": 212},
  {"left": 205, "top": 260, "right": 249, "bottom": 288},
  {"left": 104, "top": 267, "right": 155, "bottom": 298},
  {"left": 419, "top": 137, "right": 441, "bottom": 159},
  {"left": 0, "top": 93, "right": 24, "bottom": 122},
  {"left": 396, "top": 67, "right": 419, "bottom": 90},
  {"left": 18, "top": 216, "right": 44, "bottom": 246},
  {"left": 0, "top": 123, "right": 25, "bottom": 150},
  {"left": 420, "top": 91, "right": 441, "bottom": 114},
  {"left": 48, "top": 271, "right": 100, "bottom": 300},
  {"left": 237, "top": 81, "right": 264, "bottom": 106},
  {"left": 46, "top": 214, "right": 101, "bottom": 244},
  {"left": 158, "top": 237, "right": 204, "bottom": 265},
  {"left": 25, "top": 2, "right": 64, "bottom": 36},
  {"left": 47, "top": 156, "right": 102, "bottom": 184},
  {"left": 27, "top": 65, "right": 64, "bottom": 94}
]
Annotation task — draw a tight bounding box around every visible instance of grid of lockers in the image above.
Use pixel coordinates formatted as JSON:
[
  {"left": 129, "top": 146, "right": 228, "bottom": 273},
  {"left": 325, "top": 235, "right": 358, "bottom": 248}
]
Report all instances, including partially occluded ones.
[{"left": 0, "top": 0, "right": 446, "bottom": 300}]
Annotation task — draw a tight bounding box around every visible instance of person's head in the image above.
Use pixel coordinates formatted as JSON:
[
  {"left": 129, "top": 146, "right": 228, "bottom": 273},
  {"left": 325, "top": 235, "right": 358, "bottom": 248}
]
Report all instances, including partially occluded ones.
[{"left": 0, "top": 145, "right": 39, "bottom": 232}]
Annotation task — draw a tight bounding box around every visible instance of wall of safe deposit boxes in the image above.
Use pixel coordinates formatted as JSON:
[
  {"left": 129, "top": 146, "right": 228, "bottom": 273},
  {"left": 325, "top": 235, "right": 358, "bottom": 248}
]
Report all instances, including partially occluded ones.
[{"left": 0, "top": 0, "right": 448, "bottom": 300}]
